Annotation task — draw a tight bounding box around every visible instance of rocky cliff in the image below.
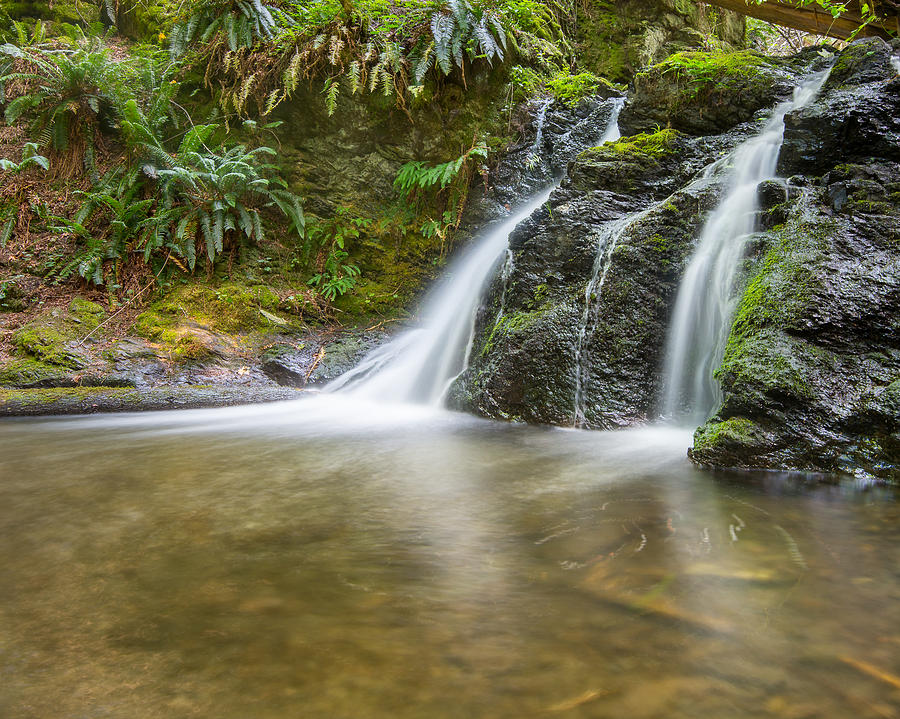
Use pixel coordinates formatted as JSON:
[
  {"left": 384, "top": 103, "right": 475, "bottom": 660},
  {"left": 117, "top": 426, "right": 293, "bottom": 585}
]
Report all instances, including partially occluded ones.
[{"left": 451, "top": 40, "right": 900, "bottom": 480}]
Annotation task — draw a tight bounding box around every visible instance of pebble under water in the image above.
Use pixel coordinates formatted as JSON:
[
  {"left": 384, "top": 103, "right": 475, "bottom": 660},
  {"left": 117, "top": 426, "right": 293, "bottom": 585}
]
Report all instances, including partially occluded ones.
[{"left": 1, "top": 396, "right": 898, "bottom": 718}]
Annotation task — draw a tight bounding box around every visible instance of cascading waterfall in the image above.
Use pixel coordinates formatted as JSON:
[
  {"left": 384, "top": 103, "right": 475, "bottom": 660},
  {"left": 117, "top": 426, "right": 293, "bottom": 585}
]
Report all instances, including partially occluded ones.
[
  {"left": 325, "top": 187, "right": 556, "bottom": 405},
  {"left": 661, "top": 68, "right": 832, "bottom": 423},
  {"left": 525, "top": 98, "right": 553, "bottom": 168},
  {"left": 328, "top": 98, "right": 624, "bottom": 406},
  {"left": 572, "top": 214, "right": 641, "bottom": 426}
]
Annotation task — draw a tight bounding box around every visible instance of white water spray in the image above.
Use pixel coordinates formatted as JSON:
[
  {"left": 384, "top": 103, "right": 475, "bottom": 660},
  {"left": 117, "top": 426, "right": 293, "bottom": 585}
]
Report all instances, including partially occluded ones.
[
  {"left": 661, "top": 69, "right": 831, "bottom": 422},
  {"left": 328, "top": 98, "right": 624, "bottom": 406}
]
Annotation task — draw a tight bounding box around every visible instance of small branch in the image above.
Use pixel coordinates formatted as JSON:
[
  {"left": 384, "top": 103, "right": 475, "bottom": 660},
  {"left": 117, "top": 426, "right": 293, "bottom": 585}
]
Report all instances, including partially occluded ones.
[{"left": 76, "top": 255, "right": 169, "bottom": 346}]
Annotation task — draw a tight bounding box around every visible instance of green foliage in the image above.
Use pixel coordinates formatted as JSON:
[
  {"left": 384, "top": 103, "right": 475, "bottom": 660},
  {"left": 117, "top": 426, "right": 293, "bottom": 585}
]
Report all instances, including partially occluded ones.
[
  {"left": 0, "top": 142, "right": 49, "bottom": 172},
  {"left": 598, "top": 129, "right": 680, "bottom": 160},
  {"left": 204, "top": 0, "right": 571, "bottom": 117},
  {"left": 156, "top": 139, "right": 305, "bottom": 269},
  {"left": 0, "top": 34, "right": 120, "bottom": 174},
  {"left": 393, "top": 141, "right": 488, "bottom": 251},
  {"left": 0, "top": 27, "right": 308, "bottom": 290},
  {"left": 50, "top": 130, "right": 306, "bottom": 285},
  {"left": 169, "top": 0, "right": 285, "bottom": 57},
  {"left": 394, "top": 142, "right": 488, "bottom": 198},
  {"left": 656, "top": 50, "right": 773, "bottom": 89},
  {"left": 306, "top": 207, "right": 367, "bottom": 300},
  {"left": 545, "top": 70, "right": 614, "bottom": 106}
]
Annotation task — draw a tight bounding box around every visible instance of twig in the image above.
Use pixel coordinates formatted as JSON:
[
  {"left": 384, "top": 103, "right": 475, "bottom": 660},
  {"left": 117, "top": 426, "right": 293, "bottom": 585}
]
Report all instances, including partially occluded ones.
[
  {"left": 304, "top": 345, "right": 325, "bottom": 384},
  {"left": 76, "top": 255, "right": 169, "bottom": 346}
]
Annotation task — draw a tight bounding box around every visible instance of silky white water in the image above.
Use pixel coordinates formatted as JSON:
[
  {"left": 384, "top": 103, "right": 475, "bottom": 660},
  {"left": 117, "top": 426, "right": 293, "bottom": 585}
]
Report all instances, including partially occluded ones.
[
  {"left": 325, "top": 187, "right": 557, "bottom": 404},
  {"left": 329, "top": 98, "right": 623, "bottom": 406},
  {"left": 661, "top": 69, "right": 831, "bottom": 423}
]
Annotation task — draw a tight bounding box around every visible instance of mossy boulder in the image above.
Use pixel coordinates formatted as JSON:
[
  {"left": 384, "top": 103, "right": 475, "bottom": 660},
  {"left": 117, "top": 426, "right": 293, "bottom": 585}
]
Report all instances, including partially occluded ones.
[
  {"left": 778, "top": 40, "right": 900, "bottom": 176},
  {"left": 10, "top": 301, "right": 103, "bottom": 370},
  {"left": 0, "top": 358, "right": 69, "bottom": 387},
  {"left": 133, "top": 282, "right": 300, "bottom": 362},
  {"left": 692, "top": 184, "right": 900, "bottom": 479},
  {"left": 0, "top": 278, "right": 28, "bottom": 312},
  {"left": 619, "top": 50, "right": 800, "bottom": 135}
]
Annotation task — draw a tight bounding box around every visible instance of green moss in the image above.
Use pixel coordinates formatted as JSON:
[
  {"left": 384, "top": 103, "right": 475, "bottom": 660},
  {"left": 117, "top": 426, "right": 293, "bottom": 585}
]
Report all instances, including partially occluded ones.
[
  {"left": 726, "top": 219, "right": 830, "bottom": 345},
  {"left": 585, "top": 129, "right": 681, "bottom": 162},
  {"left": 170, "top": 334, "right": 213, "bottom": 362},
  {"left": 545, "top": 71, "right": 618, "bottom": 106},
  {"left": 0, "top": 386, "right": 143, "bottom": 407},
  {"left": 13, "top": 320, "right": 84, "bottom": 369},
  {"left": 715, "top": 217, "right": 836, "bottom": 401},
  {"left": 0, "top": 358, "right": 65, "bottom": 386},
  {"left": 693, "top": 417, "right": 764, "bottom": 454},
  {"left": 653, "top": 50, "right": 773, "bottom": 90},
  {"left": 135, "top": 282, "right": 292, "bottom": 339},
  {"left": 0, "top": 278, "right": 27, "bottom": 312},
  {"left": 480, "top": 305, "right": 549, "bottom": 357},
  {"left": 69, "top": 297, "right": 105, "bottom": 326}
]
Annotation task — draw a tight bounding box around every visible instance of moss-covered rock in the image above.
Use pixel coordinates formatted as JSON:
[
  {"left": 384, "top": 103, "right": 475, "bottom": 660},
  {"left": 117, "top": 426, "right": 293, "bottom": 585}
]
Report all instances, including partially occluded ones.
[
  {"left": 10, "top": 303, "right": 101, "bottom": 369},
  {"left": 0, "top": 278, "right": 28, "bottom": 312},
  {"left": 0, "top": 358, "right": 68, "bottom": 387},
  {"left": 619, "top": 50, "right": 801, "bottom": 135},
  {"left": 0, "top": 385, "right": 304, "bottom": 416},
  {"left": 692, "top": 183, "right": 900, "bottom": 479}
]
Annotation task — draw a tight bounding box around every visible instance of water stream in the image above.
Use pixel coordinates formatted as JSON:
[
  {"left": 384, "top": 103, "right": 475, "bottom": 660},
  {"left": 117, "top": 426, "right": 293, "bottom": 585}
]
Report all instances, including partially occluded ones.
[
  {"left": 661, "top": 69, "right": 832, "bottom": 422},
  {"left": 2, "top": 80, "right": 898, "bottom": 717}
]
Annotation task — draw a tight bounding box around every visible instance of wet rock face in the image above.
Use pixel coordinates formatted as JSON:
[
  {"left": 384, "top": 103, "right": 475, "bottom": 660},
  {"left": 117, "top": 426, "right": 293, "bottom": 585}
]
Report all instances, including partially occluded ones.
[
  {"left": 449, "top": 128, "right": 745, "bottom": 426},
  {"left": 779, "top": 47, "right": 900, "bottom": 176},
  {"left": 453, "top": 39, "right": 900, "bottom": 479},
  {"left": 461, "top": 95, "right": 625, "bottom": 234},
  {"left": 689, "top": 39, "right": 900, "bottom": 480},
  {"left": 690, "top": 183, "right": 900, "bottom": 479},
  {"left": 619, "top": 51, "right": 802, "bottom": 136}
]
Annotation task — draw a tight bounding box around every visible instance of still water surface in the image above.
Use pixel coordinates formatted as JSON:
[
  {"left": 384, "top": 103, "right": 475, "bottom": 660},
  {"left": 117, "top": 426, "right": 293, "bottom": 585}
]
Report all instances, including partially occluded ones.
[{"left": 1, "top": 397, "right": 898, "bottom": 718}]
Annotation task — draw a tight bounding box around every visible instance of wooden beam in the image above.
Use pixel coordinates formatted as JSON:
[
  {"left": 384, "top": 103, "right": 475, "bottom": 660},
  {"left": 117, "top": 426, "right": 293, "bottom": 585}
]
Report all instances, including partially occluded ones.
[{"left": 703, "top": 0, "right": 897, "bottom": 40}]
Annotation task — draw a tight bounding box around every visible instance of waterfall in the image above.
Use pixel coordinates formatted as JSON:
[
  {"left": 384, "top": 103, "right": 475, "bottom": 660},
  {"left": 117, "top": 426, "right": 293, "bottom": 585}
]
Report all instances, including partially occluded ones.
[
  {"left": 325, "top": 187, "right": 556, "bottom": 405},
  {"left": 661, "top": 68, "right": 832, "bottom": 423},
  {"left": 328, "top": 98, "right": 623, "bottom": 406},
  {"left": 572, "top": 214, "right": 641, "bottom": 426}
]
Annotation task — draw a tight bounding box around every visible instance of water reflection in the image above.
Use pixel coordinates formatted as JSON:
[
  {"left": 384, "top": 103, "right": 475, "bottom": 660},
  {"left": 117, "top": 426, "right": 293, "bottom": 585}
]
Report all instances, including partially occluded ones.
[{"left": 1, "top": 396, "right": 898, "bottom": 718}]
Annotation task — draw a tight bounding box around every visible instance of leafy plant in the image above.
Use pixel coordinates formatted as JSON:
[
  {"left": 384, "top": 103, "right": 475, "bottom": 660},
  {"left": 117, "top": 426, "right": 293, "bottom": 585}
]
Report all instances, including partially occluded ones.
[
  {"left": 306, "top": 207, "right": 367, "bottom": 301},
  {"left": 156, "top": 136, "right": 304, "bottom": 269},
  {"left": 394, "top": 140, "right": 488, "bottom": 252},
  {"left": 394, "top": 142, "right": 488, "bottom": 198},
  {"left": 169, "top": 0, "right": 284, "bottom": 57},
  {"left": 47, "top": 162, "right": 162, "bottom": 284},
  {"left": 205, "top": 0, "right": 570, "bottom": 118},
  {"left": 0, "top": 142, "right": 49, "bottom": 173},
  {"left": 0, "top": 35, "right": 120, "bottom": 177}
]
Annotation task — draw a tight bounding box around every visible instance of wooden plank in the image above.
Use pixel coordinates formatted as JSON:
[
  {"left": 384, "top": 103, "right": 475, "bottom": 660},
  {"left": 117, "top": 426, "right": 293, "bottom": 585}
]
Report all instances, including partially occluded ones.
[{"left": 704, "top": 0, "right": 896, "bottom": 40}]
